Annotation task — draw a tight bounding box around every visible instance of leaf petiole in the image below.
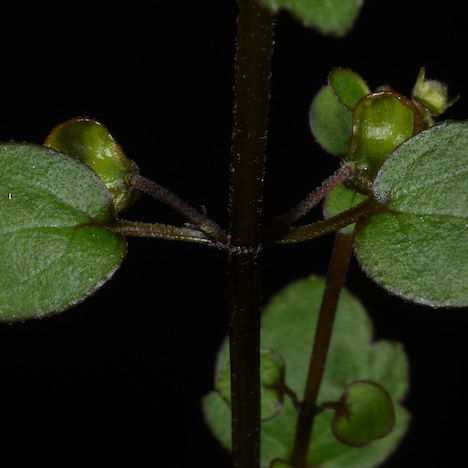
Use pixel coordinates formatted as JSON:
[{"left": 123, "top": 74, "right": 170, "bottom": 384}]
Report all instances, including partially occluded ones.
[
  {"left": 131, "top": 174, "right": 228, "bottom": 244},
  {"left": 263, "top": 164, "right": 353, "bottom": 241},
  {"left": 275, "top": 197, "right": 384, "bottom": 245},
  {"left": 106, "top": 219, "right": 226, "bottom": 249}
]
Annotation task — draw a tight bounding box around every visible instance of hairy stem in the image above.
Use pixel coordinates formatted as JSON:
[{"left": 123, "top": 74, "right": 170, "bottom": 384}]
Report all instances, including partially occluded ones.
[
  {"left": 131, "top": 174, "right": 228, "bottom": 244},
  {"left": 290, "top": 232, "right": 354, "bottom": 467},
  {"left": 275, "top": 197, "right": 384, "bottom": 245},
  {"left": 107, "top": 220, "right": 225, "bottom": 248},
  {"left": 263, "top": 164, "right": 352, "bottom": 241},
  {"left": 227, "top": 1, "right": 274, "bottom": 467}
]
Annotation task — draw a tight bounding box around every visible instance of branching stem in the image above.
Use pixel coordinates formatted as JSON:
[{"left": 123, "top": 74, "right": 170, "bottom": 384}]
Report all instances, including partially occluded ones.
[
  {"left": 263, "top": 164, "right": 352, "bottom": 241},
  {"left": 131, "top": 174, "right": 228, "bottom": 244},
  {"left": 276, "top": 197, "right": 384, "bottom": 244}
]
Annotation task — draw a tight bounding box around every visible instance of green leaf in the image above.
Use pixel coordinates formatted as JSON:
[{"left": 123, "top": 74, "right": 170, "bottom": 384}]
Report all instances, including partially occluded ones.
[
  {"left": 258, "top": 0, "right": 364, "bottom": 36},
  {"left": 270, "top": 460, "right": 291, "bottom": 468},
  {"left": 310, "top": 86, "right": 352, "bottom": 157},
  {"left": 0, "top": 143, "right": 127, "bottom": 321},
  {"left": 354, "top": 121, "right": 468, "bottom": 307},
  {"left": 368, "top": 341, "right": 409, "bottom": 401},
  {"left": 348, "top": 91, "right": 422, "bottom": 189},
  {"left": 329, "top": 68, "right": 370, "bottom": 110},
  {"left": 45, "top": 118, "right": 139, "bottom": 213},
  {"left": 216, "top": 349, "right": 286, "bottom": 422},
  {"left": 203, "top": 277, "right": 410, "bottom": 467},
  {"left": 331, "top": 381, "right": 395, "bottom": 447},
  {"left": 323, "top": 184, "right": 367, "bottom": 234}
]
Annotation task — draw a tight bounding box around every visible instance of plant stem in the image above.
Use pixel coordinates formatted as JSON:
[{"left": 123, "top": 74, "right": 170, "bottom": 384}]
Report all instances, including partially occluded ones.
[
  {"left": 228, "top": 1, "right": 274, "bottom": 467},
  {"left": 290, "top": 232, "right": 354, "bottom": 468},
  {"left": 275, "top": 197, "right": 384, "bottom": 244},
  {"left": 106, "top": 219, "right": 225, "bottom": 249},
  {"left": 131, "top": 174, "right": 228, "bottom": 244},
  {"left": 263, "top": 164, "right": 352, "bottom": 241}
]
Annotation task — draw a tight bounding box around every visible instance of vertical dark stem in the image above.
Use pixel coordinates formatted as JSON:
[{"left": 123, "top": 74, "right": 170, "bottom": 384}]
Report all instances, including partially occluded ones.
[
  {"left": 228, "top": 1, "right": 274, "bottom": 468},
  {"left": 290, "top": 232, "right": 354, "bottom": 468}
]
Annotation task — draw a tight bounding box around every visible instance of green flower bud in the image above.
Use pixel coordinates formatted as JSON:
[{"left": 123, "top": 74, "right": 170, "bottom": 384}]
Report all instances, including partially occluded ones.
[
  {"left": 331, "top": 381, "right": 395, "bottom": 447},
  {"left": 412, "top": 67, "right": 458, "bottom": 116},
  {"left": 45, "top": 118, "right": 139, "bottom": 213},
  {"left": 347, "top": 91, "right": 423, "bottom": 193}
]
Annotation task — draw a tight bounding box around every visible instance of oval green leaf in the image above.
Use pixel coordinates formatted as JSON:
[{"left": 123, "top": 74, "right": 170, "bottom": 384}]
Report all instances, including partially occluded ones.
[
  {"left": 329, "top": 68, "right": 370, "bottom": 110},
  {"left": 45, "top": 118, "right": 139, "bottom": 213},
  {"left": 215, "top": 348, "right": 286, "bottom": 422},
  {"left": 332, "top": 381, "right": 395, "bottom": 447},
  {"left": 355, "top": 121, "right": 468, "bottom": 307},
  {"left": 310, "top": 86, "right": 352, "bottom": 157},
  {"left": 323, "top": 184, "right": 367, "bottom": 234},
  {"left": 203, "top": 277, "right": 410, "bottom": 468},
  {"left": 0, "top": 143, "right": 127, "bottom": 321},
  {"left": 258, "top": 0, "right": 364, "bottom": 36}
]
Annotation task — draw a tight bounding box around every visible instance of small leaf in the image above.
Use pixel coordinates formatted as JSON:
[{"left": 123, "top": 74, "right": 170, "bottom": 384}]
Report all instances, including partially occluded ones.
[
  {"left": 348, "top": 91, "right": 423, "bottom": 191},
  {"left": 45, "top": 118, "right": 139, "bottom": 213},
  {"left": 331, "top": 381, "right": 395, "bottom": 447},
  {"left": 258, "top": 0, "right": 364, "bottom": 36},
  {"left": 310, "top": 86, "right": 352, "bottom": 157},
  {"left": 203, "top": 277, "right": 410, "bottom": 468},
  {"left": 329, "top": 68, "right": 370, "bottom": 110},
  {"left": 0, "top": 143, "right": 127, "bottom": 321},
  {"left": 355, "top": 121, "right": 468, "bottom": 307},
  {"left": 216, "top": 349, "right": 286, "bottom": 422},
  {"left": 323, "top": 184, "right": 367, "bottom": 234},
  {"left": 369, "top": 341, "right": 409, "bottom": 402},
  {"left": 269, "top": 459, "right": 291, "bottom": 468}
]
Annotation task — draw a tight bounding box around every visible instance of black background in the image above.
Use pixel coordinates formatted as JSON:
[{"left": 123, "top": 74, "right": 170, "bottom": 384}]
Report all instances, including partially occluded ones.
[{"left": 0, "top": 1, "right": 467, "bottom": 467}]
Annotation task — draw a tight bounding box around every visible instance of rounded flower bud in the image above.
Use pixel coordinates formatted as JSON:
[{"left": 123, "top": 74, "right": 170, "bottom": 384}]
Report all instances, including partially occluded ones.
[
  {"left": 347, "top": 91, "right": 423, "bottom": 192},
  {"left": 45, "top": 118, "right": 139, "bottom": 213}
]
